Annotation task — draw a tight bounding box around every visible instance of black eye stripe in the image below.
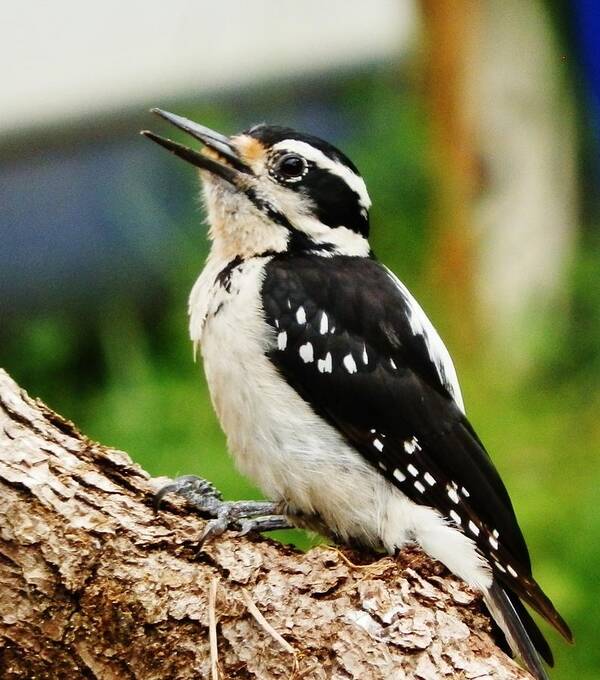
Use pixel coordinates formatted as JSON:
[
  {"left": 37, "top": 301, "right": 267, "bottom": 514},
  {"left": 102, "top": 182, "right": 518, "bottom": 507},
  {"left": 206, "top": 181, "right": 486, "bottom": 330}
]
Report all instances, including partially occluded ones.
[{"left": 263, "top": 147, "right": 370, "bottom": 238}]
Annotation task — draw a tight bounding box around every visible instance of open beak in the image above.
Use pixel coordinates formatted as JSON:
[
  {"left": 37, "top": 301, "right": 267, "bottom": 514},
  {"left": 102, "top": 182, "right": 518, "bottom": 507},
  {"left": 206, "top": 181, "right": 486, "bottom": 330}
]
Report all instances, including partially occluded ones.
[{"left": 141, "top": 109, "right": 251, "bottom": 185}]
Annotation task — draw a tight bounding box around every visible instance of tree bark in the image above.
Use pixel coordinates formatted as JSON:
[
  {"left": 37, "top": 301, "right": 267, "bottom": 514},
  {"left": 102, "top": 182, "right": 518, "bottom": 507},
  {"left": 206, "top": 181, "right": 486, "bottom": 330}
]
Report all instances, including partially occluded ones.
[{"left": 0, "top": 368, "right": 530, "bottom": 679}]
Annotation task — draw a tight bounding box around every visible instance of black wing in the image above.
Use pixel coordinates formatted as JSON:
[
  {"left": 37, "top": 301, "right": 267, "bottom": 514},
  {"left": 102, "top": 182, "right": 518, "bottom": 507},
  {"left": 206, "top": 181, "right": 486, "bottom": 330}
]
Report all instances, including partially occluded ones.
[{"left": 261, "top": 253, "right": 571, "bottom": 645}]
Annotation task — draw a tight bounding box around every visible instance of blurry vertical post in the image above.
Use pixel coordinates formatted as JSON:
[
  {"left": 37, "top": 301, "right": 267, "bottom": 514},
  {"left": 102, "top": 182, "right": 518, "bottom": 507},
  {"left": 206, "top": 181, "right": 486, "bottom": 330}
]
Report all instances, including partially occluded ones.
[
  {"left": 420, "top": 0, "right": 578, "bottom": 371},
  {"left": 420, "top": 0, "right": 481, "bottom": 351}
]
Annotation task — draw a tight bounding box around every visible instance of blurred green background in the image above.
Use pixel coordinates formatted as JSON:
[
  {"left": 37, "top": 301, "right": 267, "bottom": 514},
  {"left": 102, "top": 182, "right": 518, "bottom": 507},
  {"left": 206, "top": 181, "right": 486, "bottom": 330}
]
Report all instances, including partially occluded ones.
[{"left": 1, "top": 1, "right": 599, "bottom": 678}]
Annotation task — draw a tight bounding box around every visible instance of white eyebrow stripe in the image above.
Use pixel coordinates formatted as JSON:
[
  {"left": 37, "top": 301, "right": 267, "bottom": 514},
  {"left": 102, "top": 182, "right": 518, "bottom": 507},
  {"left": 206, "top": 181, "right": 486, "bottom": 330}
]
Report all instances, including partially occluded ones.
[{"left": 272, "top": 139, "right": 372, "bottom": 209}]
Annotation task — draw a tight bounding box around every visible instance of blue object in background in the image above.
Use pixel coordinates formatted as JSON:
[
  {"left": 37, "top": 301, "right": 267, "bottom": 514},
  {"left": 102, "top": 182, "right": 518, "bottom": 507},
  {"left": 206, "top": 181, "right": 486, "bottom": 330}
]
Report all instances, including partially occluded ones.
[
  {"left": 0, "top": 138, "right": 187, "bottom": 315},
  {"left": 573, "top": 0, "right": 600, "bottom": 173}
]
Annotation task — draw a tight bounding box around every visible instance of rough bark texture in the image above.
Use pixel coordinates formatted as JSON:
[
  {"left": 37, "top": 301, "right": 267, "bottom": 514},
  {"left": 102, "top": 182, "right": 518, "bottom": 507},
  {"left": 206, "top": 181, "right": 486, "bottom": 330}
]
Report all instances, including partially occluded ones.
[{"left": 0, "top": 368, "right": 530, "bottom": 679}]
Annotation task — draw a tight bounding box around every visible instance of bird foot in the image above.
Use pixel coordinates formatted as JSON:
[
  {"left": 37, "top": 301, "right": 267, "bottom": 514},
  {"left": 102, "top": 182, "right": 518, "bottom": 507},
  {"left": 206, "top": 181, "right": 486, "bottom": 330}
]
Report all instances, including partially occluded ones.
[{"left": 154, "top": 475, "right": 292, "bottom": 547}]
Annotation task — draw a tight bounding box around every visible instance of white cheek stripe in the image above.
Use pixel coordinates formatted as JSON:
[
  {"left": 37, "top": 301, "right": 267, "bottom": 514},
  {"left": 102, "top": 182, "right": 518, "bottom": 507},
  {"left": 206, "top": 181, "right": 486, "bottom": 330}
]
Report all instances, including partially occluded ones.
[{"left": 272, "top": 139, "right": 372, "bottom": 209}]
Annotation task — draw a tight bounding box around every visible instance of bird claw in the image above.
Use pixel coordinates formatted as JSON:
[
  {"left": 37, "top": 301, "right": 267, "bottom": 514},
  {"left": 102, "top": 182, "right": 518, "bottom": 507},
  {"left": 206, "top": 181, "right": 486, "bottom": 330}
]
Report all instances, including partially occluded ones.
[
  {"left": 154, "top": 475, "right": 291, "bottom": 549},
  {"left": 197, "top": 513, "right": 234, "bottom": 546},
  {"left": 153, "top": 475, "right": 223, "bottom": 514}
]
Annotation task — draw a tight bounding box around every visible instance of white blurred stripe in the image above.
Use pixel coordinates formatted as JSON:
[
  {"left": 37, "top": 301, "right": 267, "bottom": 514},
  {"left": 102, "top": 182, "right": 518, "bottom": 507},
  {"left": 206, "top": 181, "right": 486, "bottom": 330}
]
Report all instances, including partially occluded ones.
[{"left": 1, "top": 0, "right": 417, "bottom": 136}]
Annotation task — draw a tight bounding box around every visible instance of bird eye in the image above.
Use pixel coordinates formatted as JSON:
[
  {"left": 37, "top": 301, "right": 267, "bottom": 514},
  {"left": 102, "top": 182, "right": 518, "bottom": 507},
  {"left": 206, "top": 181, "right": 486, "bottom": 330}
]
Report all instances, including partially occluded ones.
[{"left": 271, "top": 153, "right": 308, "bottom": 182}]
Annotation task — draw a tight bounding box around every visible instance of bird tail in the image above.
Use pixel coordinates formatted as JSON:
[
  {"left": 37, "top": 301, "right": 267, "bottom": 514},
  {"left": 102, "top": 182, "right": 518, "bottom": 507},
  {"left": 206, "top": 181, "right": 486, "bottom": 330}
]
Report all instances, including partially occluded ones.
[{"left": 484, "top": 581, "right": 552, "bottom": 680}]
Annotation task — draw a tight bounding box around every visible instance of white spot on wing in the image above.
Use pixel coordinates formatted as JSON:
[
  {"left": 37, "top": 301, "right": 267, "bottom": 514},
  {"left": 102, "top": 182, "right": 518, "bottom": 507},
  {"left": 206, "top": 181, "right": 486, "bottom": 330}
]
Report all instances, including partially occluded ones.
[
  {"left": 319, "top": 311, "right": 328, "bottom": 334},
  {"left": 373, "top": 438, "right": 384, "bottom": 452},
  {"left": 447, "top": 486, "right": 460, "bottom": 504},
  {"left": 299, "top": 342, "right": 314, "bottom": 363},
  {"left": 404, "top": 437, "right": 420, "bottom": 454},
  {"left": 461, "top": 486, "right": 470, "bottom": 498},
  {"left": 343, "top": 353, "right": 357, "bottom": 374},
  {"left": 507, "top": 564, "right": 518, "bottom": 578},
  {"left": 389, "top": 358, "right": 397, "bottom": 370},
  {"left": 424, "top": 472, "right": 436, "bottom": 486},
  {"left": 296, "top": 306, "right": 306, "bottom": 324},
  {"left": 393, "top": 468, "right": 406, "bottom": 482},
  {"left": 317, "top": 352, "right": 332, "bottom": 374},
  {"left": 407, "top": 464, "right": 418, "bottom": 477},
  {"left": 494, "top": 561, "right": 507, "bottom": 573},
  {"left": 277, "top": 331, "right": 287, "bottom": 351},
  {"left": 362, "top": 344, "right": 368, "bottom": 364},
  {"left": 449, "top": 510, "right": 462, "bottom": 525},
  {"left": 489, "top": 536, "right": 499, "bottom": 550},
  {"left": 468, "top": 520, "right": 480, "bottom": 536},
  {"left": 414, "top": 480, "right": 426, "bottom": 493}
]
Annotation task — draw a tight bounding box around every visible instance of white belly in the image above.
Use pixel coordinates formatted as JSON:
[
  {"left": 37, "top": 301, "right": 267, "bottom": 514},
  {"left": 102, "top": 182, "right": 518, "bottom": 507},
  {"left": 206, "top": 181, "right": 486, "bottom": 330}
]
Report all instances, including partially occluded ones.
[
  {"left": 189, "top": 255, "right": 491, "bottom": 588},
  {"left": 191, "top": 257, "right": 388, "bottom": 545}
]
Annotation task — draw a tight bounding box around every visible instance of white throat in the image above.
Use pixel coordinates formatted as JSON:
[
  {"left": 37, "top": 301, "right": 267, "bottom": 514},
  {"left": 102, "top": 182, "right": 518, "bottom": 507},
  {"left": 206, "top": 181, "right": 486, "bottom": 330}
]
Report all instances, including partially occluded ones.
[
  {"left": 202, "top": 175, "right": 371, "bottom": 260},
  {"left": 202, "top": 178, "right": 288, "bottom": 260}
]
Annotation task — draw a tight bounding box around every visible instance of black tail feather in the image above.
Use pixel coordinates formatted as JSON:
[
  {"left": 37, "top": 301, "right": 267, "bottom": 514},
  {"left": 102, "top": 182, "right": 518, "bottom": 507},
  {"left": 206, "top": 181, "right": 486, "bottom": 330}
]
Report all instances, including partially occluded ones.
[
  {"left": 505, "top": 589, "right": 554, "bottom": 666},
  {"left": 485, "top": 582, "right": 551, "bottom": 680}
]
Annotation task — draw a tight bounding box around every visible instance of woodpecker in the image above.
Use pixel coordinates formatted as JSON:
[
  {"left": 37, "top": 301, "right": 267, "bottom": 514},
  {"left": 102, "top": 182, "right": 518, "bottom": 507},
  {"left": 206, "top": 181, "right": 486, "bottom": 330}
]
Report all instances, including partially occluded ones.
[{"left": 142, "top": 109, "right": 571, "bottom": 680}]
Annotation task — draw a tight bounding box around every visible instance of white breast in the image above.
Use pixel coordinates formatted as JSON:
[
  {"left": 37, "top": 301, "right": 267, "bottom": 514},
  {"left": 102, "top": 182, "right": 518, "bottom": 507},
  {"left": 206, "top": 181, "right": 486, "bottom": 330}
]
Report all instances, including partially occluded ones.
[
  {"left": 189, "top": 254, "right": 490, "bottom": 589},
  {"left": 190, "top": 255, "right": 382, "bottom": 544}
]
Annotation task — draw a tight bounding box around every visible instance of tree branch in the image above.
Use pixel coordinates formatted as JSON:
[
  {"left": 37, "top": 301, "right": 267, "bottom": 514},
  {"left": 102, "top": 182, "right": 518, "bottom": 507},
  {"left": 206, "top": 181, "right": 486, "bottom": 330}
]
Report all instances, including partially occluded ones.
[{"left": 0, "top": 368, "right": 530, "bottom": 679}]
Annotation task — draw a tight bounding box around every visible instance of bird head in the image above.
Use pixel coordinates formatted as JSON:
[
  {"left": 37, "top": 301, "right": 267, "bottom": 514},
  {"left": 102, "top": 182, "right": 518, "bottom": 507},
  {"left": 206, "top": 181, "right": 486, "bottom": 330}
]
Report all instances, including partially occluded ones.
[{"left": 142, "top": 110, "right": 372, "bottom": 260}]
